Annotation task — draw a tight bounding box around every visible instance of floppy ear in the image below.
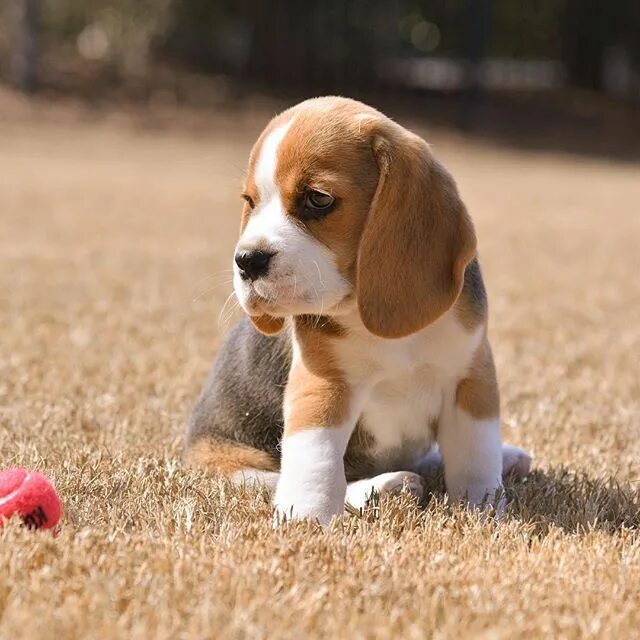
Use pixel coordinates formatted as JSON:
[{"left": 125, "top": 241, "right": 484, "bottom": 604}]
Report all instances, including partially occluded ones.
[
  {"left": 357, "top": 118, "right": 477, "bottom": 339},
  {"left": 249, "top": 314, "right": 284, "bottom": 336}
]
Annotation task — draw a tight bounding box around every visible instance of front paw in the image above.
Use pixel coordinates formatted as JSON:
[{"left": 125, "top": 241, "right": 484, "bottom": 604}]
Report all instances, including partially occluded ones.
[
  {"left": 448, "top": 478, "right": 507, "bottom": 518},
  {"left": 273, "top": 486, "right": 344, "bottom": 527},
  {"left": 465, "top": 484, "right": 507, "bottom": 518}
]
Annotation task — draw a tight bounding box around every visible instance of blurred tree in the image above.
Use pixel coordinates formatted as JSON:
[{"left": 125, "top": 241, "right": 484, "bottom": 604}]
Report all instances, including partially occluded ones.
[
  {"left": 2, "top": 0, "right": 639, "bottom": 99},
  {"left": 164, "top": 0, "right": 381, "bottom": 91},
  {"left": 13, "top": 0, "right": 39, "bottom": 93},
  {"left": 561, "top": 0, "right": 610, "bottom": 90},
  {"left": 560, "top": 0, "right": 640, "bottom": 91}
]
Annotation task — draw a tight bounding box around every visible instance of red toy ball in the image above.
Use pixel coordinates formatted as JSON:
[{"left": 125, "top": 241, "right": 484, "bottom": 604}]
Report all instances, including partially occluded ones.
[{"left": 0, "top": 469, "right": 62, "bottom": 531}]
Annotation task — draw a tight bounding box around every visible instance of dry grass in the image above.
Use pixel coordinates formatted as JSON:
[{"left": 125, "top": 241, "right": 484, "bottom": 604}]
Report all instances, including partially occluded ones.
[{"left": 1, "top": 87, "right": 639, "bottom": 639}]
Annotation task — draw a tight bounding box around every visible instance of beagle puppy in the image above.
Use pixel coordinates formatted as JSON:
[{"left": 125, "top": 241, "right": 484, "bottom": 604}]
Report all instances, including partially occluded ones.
[{"left": 186, "top": 96, "right": 531, "bottom": 525}]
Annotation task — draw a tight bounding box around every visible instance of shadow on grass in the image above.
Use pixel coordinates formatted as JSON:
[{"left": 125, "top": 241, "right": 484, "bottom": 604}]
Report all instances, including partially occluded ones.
[
  {"left": 421, "top": 467, "right": 640, "bottom": 535},
  {"left": 507, "top": 468, "right": 640, "bottom": 534}
]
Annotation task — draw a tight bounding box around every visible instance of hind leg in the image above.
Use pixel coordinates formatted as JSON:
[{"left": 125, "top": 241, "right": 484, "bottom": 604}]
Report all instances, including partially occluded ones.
[
  {"left": 231, "top": 469, "right": 280, "bottom": 489},
  {"left": 500, "top": 444, "right": 532, "bottom": 478},
  {"left": 345, "top": 471, "right": 425, "bottom": 510},
  {"left": 186, "top": 437, "right": 279, "bottom": 483},
  {"left": 414, "top": 443, "right": 532, "bottom": 479}
]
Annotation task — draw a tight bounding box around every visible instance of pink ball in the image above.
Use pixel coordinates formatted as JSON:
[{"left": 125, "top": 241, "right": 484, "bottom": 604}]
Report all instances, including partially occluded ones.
[{"left": 0, "top": 469, "right": 62, "bottom": 531}]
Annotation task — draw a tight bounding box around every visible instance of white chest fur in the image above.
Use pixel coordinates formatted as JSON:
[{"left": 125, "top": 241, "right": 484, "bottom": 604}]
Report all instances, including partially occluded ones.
[
  {"left": 363, "top": 368, "right": 442, "bottom": 460},
  {"left": 335, "top": 308, "right": 483, "bottom": 467}
]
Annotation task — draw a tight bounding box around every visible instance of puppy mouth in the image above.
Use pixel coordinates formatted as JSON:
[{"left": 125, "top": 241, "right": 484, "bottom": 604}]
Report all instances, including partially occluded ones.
[
  {"left": 234, "top": 267, "right": 352, "bottom": 318},
  {"left": 239, "top": 283, "right": 354, "bottom": 320},
  {"left": 237, "top": 277, "right": 308, "bottom": 316}
]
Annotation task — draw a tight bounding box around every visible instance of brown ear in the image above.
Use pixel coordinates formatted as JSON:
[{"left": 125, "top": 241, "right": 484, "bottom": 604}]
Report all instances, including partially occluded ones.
[
  {"left": 249, "top": 314, "right": 284, "bottom": 335},
  {"left": 357, "top": 119, "right": 477, "bottom": 338}
]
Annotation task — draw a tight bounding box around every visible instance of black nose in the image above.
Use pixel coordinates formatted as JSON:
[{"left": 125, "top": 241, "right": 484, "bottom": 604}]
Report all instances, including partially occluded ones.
[{"left": 234, "top": 249, "right": 275, "bottom": 281}]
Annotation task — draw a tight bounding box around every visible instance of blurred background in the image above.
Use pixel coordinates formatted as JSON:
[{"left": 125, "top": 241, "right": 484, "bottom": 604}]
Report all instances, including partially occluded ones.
[
  {"left": 1, "top": 11, "right": 640, "bottom": 634},
  {"left": 1, "top": 0, "right": 639, "bottom": 156}
]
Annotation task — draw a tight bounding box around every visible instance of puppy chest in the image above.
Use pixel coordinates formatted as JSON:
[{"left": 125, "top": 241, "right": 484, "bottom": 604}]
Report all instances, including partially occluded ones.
[{"left": 360, "top": 374, "right": 442, "bottom": 460}]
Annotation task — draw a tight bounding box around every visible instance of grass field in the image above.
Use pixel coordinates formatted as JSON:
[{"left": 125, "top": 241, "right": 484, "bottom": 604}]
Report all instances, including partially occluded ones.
[{"left": 1, "top": 87, "right": 639, "bottom": 639}]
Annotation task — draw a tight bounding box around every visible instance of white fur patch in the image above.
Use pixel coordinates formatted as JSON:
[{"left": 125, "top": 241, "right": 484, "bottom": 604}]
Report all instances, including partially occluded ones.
[
  {"left": 437, "top": 406, "right": 505, "bottom": 512},
  {"left": 234, "top": 118, "right": 349, "bottom": 317},
  {"left": 255, "top": 119, "right": 294, "bottom": 201},
  {"left": 273, "top": 425, "right": 352, "bottom": 526},
  {"left": 334, "top": 309, "right": 485, "bottom": 470},
  {"left": 231, "top": 469, "right": 280, "bottom": 489},
  {"left": 345, "top": 471, "right": 424, "bottom": 510}
]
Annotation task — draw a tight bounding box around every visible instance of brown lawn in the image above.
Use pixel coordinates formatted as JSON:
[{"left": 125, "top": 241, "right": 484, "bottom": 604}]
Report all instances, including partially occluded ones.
[{"left": 1, "top": 87, "right": 639, "bottom": 639}]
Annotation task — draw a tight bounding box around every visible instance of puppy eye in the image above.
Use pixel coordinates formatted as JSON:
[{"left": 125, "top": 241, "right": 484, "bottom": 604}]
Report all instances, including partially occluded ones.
[
  {"left": 303, "top": 190, "right": 335, "bottom": 217},
  {"left": 242, "top": 194, "right": 255, "bottom": 209}
]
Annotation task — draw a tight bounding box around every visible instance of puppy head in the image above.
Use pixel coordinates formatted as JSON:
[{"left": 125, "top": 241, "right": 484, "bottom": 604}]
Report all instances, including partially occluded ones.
[{"left": 233, "top": 97, "right": 476, "bottom": 338}]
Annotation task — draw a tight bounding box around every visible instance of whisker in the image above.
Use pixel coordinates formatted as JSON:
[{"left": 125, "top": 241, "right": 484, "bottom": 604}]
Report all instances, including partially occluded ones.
[
  {"left": 217, "top": 290, "right": 238, "bottom": 328},
  {"left": 220, "top": 300, "right": 241, "bottom": 329},
  {"left": 221, "top": 302, "right": 240, "bottom": 329},
  {"left": 312, "top": 260, "right": 325, "bottom": 288},
  {"left": 192, "top": 269, "right": 234, "bottom": 288},
  {"left": 192, "top": 278, "right": 234, "bottom": 303}
]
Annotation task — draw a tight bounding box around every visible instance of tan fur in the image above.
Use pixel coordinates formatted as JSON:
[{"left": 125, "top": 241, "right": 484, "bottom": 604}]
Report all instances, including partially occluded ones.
[
  {"left": 186, "top": 438, "right": 279, "bottom": 475},
  {"left": 284, "top": 317, "right": 350, "bottom": 433},
  {"left": 454, "top": 259, "right": 488, "bottom": 331},
  {"left": 455, "top": 293, "right": 486, "bottom": 332},
  {"left": 274, "top": 102, "right": 379, "bottom": 282},
  {"left": 356, "top": 117, "right": 478, "bottom": 339},
  {"left": 251, "top": 314, "right": 284, "bottom": 335},
  {"left": 455, "top": 337, "right": 500, "bottom": 420}
]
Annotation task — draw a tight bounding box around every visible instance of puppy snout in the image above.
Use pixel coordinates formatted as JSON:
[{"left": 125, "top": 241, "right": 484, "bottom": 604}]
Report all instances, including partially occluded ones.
[{"left": 234, "top": 249, "right": 275, "bottom": 281}]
